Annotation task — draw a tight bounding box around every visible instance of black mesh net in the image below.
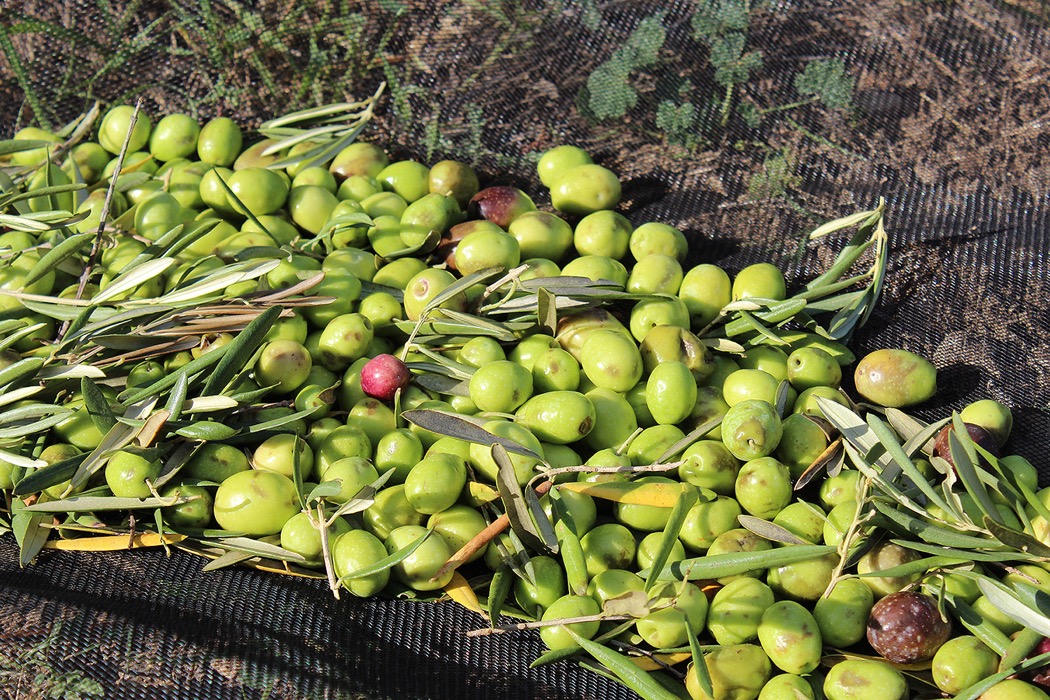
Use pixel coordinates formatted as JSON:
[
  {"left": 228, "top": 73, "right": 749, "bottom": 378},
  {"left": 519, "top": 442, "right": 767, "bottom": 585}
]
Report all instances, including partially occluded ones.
[{"left": 1, "top": 0, "right": 1048, "bottom": 697}]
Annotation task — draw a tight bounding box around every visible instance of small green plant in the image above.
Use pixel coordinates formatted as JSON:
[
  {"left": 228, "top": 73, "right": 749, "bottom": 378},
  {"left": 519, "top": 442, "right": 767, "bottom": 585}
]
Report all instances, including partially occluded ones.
[
  {"left": 747, "top": 147, "right": 799, "bottom": 200},
  {"left": 580, "top": 13, "right": 667, "bottom": 121},
  {"left": 579, "top": 1, "right": 855, "bottom": 160},
  {"left": 691, "top": 0, "right": 764, "bottom": 126}
]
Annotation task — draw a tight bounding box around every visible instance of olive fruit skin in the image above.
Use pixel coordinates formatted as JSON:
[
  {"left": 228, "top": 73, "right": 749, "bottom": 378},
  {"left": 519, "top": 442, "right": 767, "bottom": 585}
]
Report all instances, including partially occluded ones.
[
  {"left": 468, "top": 186, "right": 536, "bottom": 228},
  {"left": 507, "top": 211, "right": 574, "bottom": 261},
  {"left": 105, "top": 450, "right": 161, "bottom": 499},
  {"left": 515, "top": 391, "right": 595, "bottom": 444},
  {"left": 734, "top": 457, "right": 792, "bottom": 520},
  {"left": 932, "top": 421, "right": 999, "bottom": 467},
  {"left": 427, "top": 159, "right": 479, "bottom": 207},
  {"left": 678, "top": 440, "right": 740, "bottom": 495},
  {"left": 787, "top": 346, "right": 842, "bottom": 390},
  {"left": 360, "top": 353, "right": 411, "bottom": 402},
  {"left": 582, "top": 387, "right": 638, "bottom": 452},
  {"left": 385, "top": 525, "right": 453, "bottom": 591},
  {"left": 469, "top": 360, "right": 534, "bottom": 414},
  {"left": 213, "top": 470, "right": 299, "bottom": 536},
  {"left": 98, "top": 104, "right": 152, "bottom": 154},
  {"left": 856, "top": 542, "right": 921, "bottom": 598},
  {"left": 645, "top": 361, "right": 697, "bottom": 425},
  {"left": 979, "top": 679, "right": 1050, "bottom": 700},
  {"left": 931, "top": 635, "right": 999, "bottom": 695},
  {"left": 823, "top": 659, "right": 907, "bottom": 700},
  {"left": 636, "top": 581, "right": 709, "bottom": 649},
  {"left": 160, "top": 483, "right": 214, "bottom": 529},
  {"left": 757, "top": 600, "right": 822, "bottom": 674},
  {"left": 686, "top": 644, "right": 771, "bottom": 700},
  {"left": 960, "top": 398, "right": 1013, "bottom": 448},
  {"left": 539, "top": 594, "right": 601, "bottom": 650},
  {"left": 579, "top": 523, "right": 636, "bottom": 578},
  {"left": 513, "top": 555, "right": 568, "bottom": 616},
  {"left": 720, "top": 400, "right": 783, "bottom": 461},
  {"left": 853, "top": 348, "right": 937, "bottom": 408},
  {"left": 757, "top": 674, "right": 815, "bottom": 700},
  {"left": 706, "top": 578, "right": 776, "bottom": 645},
  {"left": 680, "top": 263, "right": 732, "bottom": 329},
  {"left": 866, "top": 591, "right": 951, "bottom": 663},
  {"left": 332, "top": 529, "right": 390, "bottom": 598},
  {"left": 572, "top": 210, "right": 632, "bottom": 260},
  {"left": 732, "top": 263, "right": 786, "bottom": 301},
  {"left": 579, "top": 330, "right": 643, "bottom": 393},
  {"left": 404, "top": 453, "right": 467, "bottom": 515},
  {"left": 537, "top": 145, "right": 593, "bottom": 187},
  {"left": 813, "top": 577, "right": 874, "bottom": 648},
  {"left": 550, "top": 164, "right": 621, "bottom": 216}
]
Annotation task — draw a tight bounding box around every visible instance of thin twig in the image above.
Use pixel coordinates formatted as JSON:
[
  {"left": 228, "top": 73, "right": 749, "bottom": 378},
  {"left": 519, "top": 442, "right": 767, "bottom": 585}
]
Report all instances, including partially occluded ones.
[{"left": 57, "top": 99, "right": 143, "bottom": 341}]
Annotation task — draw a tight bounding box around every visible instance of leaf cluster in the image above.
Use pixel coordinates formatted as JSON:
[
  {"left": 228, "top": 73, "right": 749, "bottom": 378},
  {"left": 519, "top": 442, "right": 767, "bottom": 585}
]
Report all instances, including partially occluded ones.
[
  {"left": 691, "top": 0, "right": 763, "bottom": 90},
  {"left": 794, "top": 59, "right": 855, "bottom": 111},
  {"left": 583, "top": 14, "right": 667, "bottom": 121}
]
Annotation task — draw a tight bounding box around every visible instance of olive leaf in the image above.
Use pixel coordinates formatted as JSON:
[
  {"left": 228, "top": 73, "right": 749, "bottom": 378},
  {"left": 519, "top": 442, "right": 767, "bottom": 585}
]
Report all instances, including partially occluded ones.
[
  {"left": 486, "top": 563, "right": 514, "bottom": 628},
  {"left": 494, "top": 444, "right": 547, "bottom": 554},
  {"left": 201, "top": 304, "right": 282, "bottom": 396},
  {"left": 644, "top": 484, "right": 699, "bottom": 593},
  {"left": 337, "top": 528, "right": 431, "bottom": 585},
  {"left": 659, "top": 544, "right": 835, "bottom": 582},
  {"left": 737, "top": 514, "right": 811, "bottom": 545},
  {"left": 569, "top": 633, "right": 682, "bottom": 700},
  {"left": 402, "top": 409, "right": 541, "bottom": 459}
]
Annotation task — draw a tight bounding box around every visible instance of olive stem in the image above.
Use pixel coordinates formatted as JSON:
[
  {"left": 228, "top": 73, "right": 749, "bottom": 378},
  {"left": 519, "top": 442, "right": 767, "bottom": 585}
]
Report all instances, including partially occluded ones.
[
  {"left": 57, "top": 99, "right": 143, "bottom": 342},
  {"left": 316, "top": 501, "right": 341, "bottom": 600}
]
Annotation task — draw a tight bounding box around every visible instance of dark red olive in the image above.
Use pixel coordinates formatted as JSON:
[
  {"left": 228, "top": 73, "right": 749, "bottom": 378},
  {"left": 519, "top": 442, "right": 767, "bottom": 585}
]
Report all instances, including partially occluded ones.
[
  {"left": 360, "top": 354, "right": 411, "bottom": 402},
  {"left": 867, "top": 590, "right": 951, "bottom": 663},
  {"left": 932, "top": 422, "right": 999, "bottom": 467},
  {"left": 467, "top": 186, "right": 536, "bottom": 228}
]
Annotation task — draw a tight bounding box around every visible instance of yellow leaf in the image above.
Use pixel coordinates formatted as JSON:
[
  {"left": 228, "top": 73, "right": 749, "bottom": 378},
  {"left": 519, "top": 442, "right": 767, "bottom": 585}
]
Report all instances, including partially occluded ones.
[
  {"left": 444, "top": 571, "right": 486, "bottom": 618},
  {"left": 467, "top": 481, "right": 500, "bottom": 505},
  {"left": 629, "top": 652, "right": 691, "bottom": 671},
  {"left": 46, "top": 532, "right": 187, "bottom": 551},
  {"left": 136, "top": 409, "right": 171, "bottom": 447},
  {"left": 558, "top": 481, "right": 688, "bottom": 507}
]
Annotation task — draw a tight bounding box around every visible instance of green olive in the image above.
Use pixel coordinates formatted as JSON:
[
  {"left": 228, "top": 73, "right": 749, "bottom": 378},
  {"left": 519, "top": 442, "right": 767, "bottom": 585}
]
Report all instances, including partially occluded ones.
[
  {"left": 537, "top": 145, "right": 593, "bottom": 188},
  {"left": 197, "top": 117, "right": 243, "bottom": 166},
  {"left": 98, "top": 104, "right": 152, "bottom": 154},
  {"left": 539, "top": 594, "right": 601, "bottom": 650},
  {"left": 333, "top": 529, "right": 390, "bottom": 597},
  {"left": 377, "top": 160, "right": 430, "bottom": 203},
  {"left": 551, "top": 164, "right": 621, "bottom": 216},
  {"left": 853, "top": 348, "right": 938, "bottom": 408},
  {"left": 149, "top": 113, "right": 200, "bottom": 162},
  {"left": 732, "top": 263, "right": 787, "bottom": 301},
  {"left": 720, "top": 400, "right": 783, "bottom": 461},
  {"left": 104, "top": 450, "right": 161, "bottom": 499},
  {"left": 213, "top": 470, "right": 299, "bottom": 536}
]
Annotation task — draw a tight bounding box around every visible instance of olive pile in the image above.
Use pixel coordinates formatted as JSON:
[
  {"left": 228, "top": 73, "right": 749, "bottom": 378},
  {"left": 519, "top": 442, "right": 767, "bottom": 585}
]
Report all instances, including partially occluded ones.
[{"left": 2, "top": 101, "right": 1049, "bottom": 700}]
